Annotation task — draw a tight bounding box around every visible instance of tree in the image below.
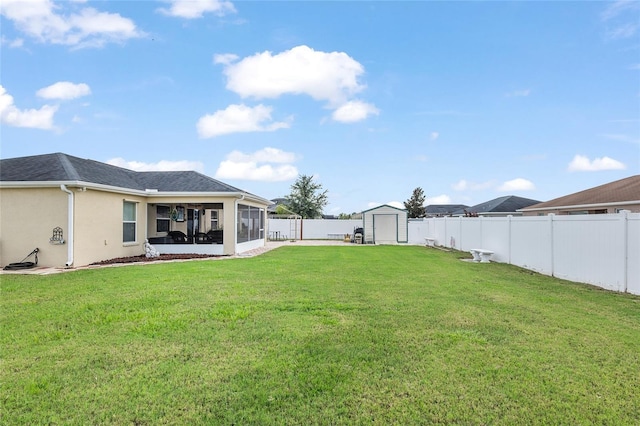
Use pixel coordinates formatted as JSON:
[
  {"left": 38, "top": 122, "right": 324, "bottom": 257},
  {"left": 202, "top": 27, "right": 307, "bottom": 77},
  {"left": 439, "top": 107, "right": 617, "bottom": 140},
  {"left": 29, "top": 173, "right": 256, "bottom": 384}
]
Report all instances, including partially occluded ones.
[
  {"left": 404, "top": 187, "right": 426, "bottom": 218},
  {"left": 285, "top": 174, "right": 328, "bottom": 219}
]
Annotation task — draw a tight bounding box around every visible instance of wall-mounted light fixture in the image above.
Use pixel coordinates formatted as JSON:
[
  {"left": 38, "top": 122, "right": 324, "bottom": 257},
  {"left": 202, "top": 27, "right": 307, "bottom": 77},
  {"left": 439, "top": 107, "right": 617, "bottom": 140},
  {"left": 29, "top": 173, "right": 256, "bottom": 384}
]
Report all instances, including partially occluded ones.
[{"left": 49, "top": 226, "right": 65, "bottom": 244}]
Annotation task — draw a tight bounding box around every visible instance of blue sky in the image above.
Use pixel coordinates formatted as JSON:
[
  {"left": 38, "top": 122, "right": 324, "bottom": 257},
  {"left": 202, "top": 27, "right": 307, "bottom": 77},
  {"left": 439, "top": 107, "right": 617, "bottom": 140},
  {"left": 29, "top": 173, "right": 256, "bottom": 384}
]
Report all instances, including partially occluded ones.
[{"left": 1, "top": 0, "right": 638, "bottom": 214}]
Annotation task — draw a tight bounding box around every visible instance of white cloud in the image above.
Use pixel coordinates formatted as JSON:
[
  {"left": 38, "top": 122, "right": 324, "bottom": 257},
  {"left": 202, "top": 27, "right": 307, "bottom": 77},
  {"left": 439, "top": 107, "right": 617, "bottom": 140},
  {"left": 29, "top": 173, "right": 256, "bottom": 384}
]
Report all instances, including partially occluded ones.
[
  {"left": 106, "top": 157, "right": 204, "bottom": 172},
  {"left": 332, "top": 100, "right": 379, "bottom": 123},
  {"left": 606, "top": 23, "right": 639, "bottom": 39},
  {"left": 226, "top": 147, "right": 298, "bottom": 164},
  {"left": 567, "top": 154, "right": 627, "bottom": 172},
  {"left": 430, "top": 131, "right": 439, "bottom": 141},
  {"left": 215, "top": 148, "right": 299, "bottom": 182},
  {"left": 426, "top": 195, "right": 452, "bottom": 204},
  {"left": 601, "top": 0, "right": 639, "bottom": 40},
  {"left": 452, "top": 179, "right": 494, "bottom": 191},
  {"left": 37, "top": 81, "right": 91, "bottom": 100},
  {"left": 0, "top": 0, "right": 143, "bottom": 48},
  {"left": 0, "top": 85, "right": 58, "bottom": 129},
  {"left": 387, "top": 201, "right": 405, "bottom": 209},
  {"left": 602, "top": 0, "right": 638, "bottom": 21},
  {"left": 497, "top": 178, "right": 535, "bottom": 192},
  {"left": 601, "top": 133, "right": 640, "bottom": 144},
  {"left": 218, "top": 45, "right": 367, "bottom": 105},
  {"left": 506, "top": 89, "right": 531, "bottom": 97},
  {"left": 196, "top": 104, "right": 291, "bottom": 138},
  {"left": 157, "top": 0, "right": 235, "bottom": 19},
  {"left": 1, "top": 35, "right": 24, "bottom": 48},
  {"left": 213, "top": 53, "right": 239, "bottom": 65}
]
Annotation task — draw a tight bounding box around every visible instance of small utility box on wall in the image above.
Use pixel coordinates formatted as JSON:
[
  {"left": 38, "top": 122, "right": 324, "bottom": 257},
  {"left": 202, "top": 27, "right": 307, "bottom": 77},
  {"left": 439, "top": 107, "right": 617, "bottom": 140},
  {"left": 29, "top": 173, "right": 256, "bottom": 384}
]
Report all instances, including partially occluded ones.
[{"left": 362, "top": 204, "right": 408, "bottom": 244}]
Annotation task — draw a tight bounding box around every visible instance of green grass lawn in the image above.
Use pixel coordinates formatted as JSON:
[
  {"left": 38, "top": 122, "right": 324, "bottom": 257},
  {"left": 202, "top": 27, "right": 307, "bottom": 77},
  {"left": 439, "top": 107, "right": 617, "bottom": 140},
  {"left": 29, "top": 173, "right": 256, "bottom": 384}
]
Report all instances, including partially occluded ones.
[{"left": 2, "top": 246, "right": 639, "bottom": 425}]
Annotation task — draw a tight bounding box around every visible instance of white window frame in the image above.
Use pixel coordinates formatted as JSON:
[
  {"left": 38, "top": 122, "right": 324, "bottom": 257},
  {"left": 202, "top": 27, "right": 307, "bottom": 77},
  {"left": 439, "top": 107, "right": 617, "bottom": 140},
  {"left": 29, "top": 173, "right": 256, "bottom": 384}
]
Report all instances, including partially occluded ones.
[
  {"left": 123, "top": 200, "right": 138, "bottom": 244},
  {"left": 210, "top": 210, "right": 219, "bottom": 231},
  {"left": 156, "top": 205, "right": 170, "bottom": 233}
]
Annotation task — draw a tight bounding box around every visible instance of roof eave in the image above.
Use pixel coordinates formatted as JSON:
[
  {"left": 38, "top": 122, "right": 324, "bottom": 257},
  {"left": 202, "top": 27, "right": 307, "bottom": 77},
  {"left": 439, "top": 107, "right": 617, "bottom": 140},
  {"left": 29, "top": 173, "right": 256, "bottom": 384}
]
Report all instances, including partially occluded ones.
[
  {"left": 519, "top": 200, "right": 640, "bottom": 212},
  {"left": 148, "top": 191, "right": 272, "bottom": 204},
  {"left": 0, "top": 181, "right": 272, "bottom": 204}
]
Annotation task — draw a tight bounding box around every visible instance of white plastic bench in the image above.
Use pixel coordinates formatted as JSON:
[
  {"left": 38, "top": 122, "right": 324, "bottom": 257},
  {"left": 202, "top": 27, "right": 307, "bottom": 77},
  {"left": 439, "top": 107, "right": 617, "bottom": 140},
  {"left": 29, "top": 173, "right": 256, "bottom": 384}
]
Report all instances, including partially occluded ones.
[
  {"left": 470, "top": 249, "right": 494, "bottom": 263},
  {"left": 425, "top": 237, "right": 436, "bottom": 247}
]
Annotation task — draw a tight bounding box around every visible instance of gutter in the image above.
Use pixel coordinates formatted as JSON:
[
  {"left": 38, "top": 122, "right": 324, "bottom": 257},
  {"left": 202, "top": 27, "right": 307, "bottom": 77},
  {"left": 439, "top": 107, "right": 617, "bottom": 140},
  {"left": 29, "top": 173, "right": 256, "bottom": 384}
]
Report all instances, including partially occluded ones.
[
  {"left": 60, "top": 185, "right": 74, "bottom": 267},
  {"left": 519, "top": 200, "right": 640, "bottom": 213}
]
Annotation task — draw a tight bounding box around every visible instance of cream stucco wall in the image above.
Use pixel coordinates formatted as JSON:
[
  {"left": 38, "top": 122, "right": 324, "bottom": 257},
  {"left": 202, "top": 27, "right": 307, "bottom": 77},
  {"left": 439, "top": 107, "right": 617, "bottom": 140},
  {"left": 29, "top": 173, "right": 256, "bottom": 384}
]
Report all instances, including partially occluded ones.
[
  {"left": 1, "top": 188, "right": 268, "bottom": 268},
  {"left": 73, "top": 189, "right": 147, "bottom": 267},
  {"left": 0, "top": 187, "right": 69, "bottom": 267}
]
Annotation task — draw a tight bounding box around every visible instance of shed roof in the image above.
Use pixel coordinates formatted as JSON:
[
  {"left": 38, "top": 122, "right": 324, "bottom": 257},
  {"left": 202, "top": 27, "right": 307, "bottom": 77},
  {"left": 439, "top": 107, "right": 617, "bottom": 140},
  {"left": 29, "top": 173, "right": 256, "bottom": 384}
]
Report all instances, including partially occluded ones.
[
  {"left": 361, "top": 204, "right": 407, "bottom": 214},
  {"left": 521, "top": 175, "right": 640, "bottom": 211},
  {"left": 0, "top": 153, "right": 267, "bottom": 200}
]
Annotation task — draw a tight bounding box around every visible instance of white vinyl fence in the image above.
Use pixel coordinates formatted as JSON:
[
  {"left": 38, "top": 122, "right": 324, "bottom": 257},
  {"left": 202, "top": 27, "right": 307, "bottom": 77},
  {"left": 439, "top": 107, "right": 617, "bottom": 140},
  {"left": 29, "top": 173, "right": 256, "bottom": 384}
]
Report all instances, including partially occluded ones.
[
  {"left": 268, "top": 218, "right": 362, "bottom": 240},
  {"left": 409, "top": 212, "right": 640, "bottom": 295},
  {"left": 268, "top": 213, "right": 639, "bottom": 295}
]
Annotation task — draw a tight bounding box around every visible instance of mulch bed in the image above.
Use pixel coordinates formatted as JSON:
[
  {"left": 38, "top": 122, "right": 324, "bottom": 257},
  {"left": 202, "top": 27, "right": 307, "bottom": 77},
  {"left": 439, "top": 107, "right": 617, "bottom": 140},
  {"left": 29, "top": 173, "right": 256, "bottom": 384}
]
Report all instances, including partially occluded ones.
[{"left": 91, "top": 253, "right": 223, "bottom": 266}]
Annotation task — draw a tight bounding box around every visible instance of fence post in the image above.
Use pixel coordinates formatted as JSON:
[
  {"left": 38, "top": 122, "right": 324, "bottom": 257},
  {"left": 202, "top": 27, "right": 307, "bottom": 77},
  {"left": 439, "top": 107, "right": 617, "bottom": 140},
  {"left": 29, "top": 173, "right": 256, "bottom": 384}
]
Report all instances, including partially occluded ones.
[
  {"left": 444, "top": 216, "right": 448, "bottom": 248},
  {"left": 621, "top": 210, "right": 629, "bottom": 293},
  {"left": 507, "top": 215, "right": 512, "bottom": 265},
  {"left": 549, "top": 214, "right": 555, "bottom": 277}
]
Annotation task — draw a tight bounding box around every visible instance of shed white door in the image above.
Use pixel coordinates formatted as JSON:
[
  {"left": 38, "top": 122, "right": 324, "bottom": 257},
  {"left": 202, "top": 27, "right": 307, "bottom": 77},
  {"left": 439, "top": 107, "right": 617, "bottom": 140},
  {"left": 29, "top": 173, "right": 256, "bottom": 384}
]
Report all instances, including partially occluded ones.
[{"left": 374, "top": 214, "right": 397, "bottom": 244}]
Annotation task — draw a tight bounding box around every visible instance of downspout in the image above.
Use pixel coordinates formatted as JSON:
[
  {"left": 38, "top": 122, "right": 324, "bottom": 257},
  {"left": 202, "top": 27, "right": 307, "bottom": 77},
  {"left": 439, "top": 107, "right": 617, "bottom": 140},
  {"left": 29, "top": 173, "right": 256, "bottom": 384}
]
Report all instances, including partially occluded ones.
[{"left": 60, "top": 185, "right": 74, "bottom": 267}]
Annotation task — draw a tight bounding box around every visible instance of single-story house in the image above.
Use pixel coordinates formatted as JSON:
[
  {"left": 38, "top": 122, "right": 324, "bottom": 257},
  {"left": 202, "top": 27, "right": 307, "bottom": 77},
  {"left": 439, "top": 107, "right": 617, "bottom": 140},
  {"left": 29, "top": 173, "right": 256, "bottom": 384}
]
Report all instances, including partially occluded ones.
[
  {"left": 362, "top": 204, "right": 408, "bottom": 244},
  {"left": 0, "top": 153, "right": 272, "bottom": 268},
  {"left": 452, "top": 195, "right": 541, "bottom": 217},
  {"left": 424, "top": 204, "right": 469, "bottom": 217},
  {"left": 519, "top": 175, "right": 640, "bottom": 216}
]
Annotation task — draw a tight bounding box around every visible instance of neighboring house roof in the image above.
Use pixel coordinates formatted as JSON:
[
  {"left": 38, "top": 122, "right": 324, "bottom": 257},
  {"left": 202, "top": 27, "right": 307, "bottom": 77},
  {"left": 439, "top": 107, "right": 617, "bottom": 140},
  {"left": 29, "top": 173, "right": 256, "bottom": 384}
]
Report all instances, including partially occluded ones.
[
  {"left": 0, "top": 152, "right": 270, "bottom": 203},
  {"left": 424, "top": 204, "right": 469, "bottom": 216},
  {"left": 520, "top": 175, "right": 640, "bottom": 212},
  {"left": 453, "top": 195, "right": 541, "bottom": 215},
  {"left": 267, "top": 197, "right": 289, "bottom": 213}
]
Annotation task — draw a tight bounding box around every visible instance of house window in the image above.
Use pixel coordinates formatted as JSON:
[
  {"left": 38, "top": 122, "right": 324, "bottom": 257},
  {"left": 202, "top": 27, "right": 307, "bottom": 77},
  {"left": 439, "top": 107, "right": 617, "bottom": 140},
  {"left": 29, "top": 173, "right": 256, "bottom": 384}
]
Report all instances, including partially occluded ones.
[
  {"left": 123, "top": 201, "right": 137, "bottom": 243},
  {"left": 157, "top": 205, "right": 170, "bottom": 233},
  {"left": 210, "top": 210, "right": 219, "bottom": 230},
  {"left": 237, "top": 204, "right": 264, "bottom": 243}
]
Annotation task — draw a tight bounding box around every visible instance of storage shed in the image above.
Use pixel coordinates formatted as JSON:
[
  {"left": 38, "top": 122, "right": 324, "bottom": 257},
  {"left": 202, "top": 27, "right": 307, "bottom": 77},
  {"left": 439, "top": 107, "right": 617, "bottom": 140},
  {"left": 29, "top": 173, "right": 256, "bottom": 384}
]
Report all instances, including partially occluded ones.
[{"left": 362, "top": 204, "right": 408, "bottom": 244}]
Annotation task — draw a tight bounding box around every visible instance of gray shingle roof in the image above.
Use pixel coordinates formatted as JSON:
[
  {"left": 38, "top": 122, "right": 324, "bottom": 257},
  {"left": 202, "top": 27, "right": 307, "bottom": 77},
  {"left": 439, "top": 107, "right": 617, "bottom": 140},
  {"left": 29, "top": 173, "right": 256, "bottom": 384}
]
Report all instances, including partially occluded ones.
[
  {"left": 425, "top": 204, "right": 469, "bottom": 215},
  {"left": 0, "top": 152, "right": 249, "bottom": 194},
  {"left": 522, "top": 175, "right": 640, "bottom": 210},
  {"left": 453, "top": 195, "right": 541, "bottom": 215}
]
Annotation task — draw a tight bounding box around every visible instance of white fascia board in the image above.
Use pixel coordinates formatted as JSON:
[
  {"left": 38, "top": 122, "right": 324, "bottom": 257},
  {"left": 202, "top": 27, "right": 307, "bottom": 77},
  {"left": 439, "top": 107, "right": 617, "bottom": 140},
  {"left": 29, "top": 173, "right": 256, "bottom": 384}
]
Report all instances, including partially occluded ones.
[
  {"left": 518, "top": 200, "right": 640, "bottom": 212},
  {"left": 149, "top": 191, "right": 271, "bottom": 205},
  {"left": 1, "top": 180, "right": 146, "bottom": 196},
  {"left": 1, "top": 180, "right": 272, "bottom": 205}
]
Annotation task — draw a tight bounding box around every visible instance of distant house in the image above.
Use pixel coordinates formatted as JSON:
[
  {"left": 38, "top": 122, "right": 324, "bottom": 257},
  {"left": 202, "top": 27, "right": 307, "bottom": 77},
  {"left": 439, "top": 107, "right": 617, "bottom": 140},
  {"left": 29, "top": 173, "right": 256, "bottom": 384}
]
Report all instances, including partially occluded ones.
[
  {"left": 520, "top": 175, "right": 640, "bottom": 216},
  {"left": 452, "top": 196, "right": 541, "bottom": 217},
  {"left": 0, "top": 153, "right": 272, "bottom": 268},
  {"left": 267, "top": 197, "right": 289, "bottom": 216},
  {"left": 424, "top": 204, "right": 469, "bottom": 217}
]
